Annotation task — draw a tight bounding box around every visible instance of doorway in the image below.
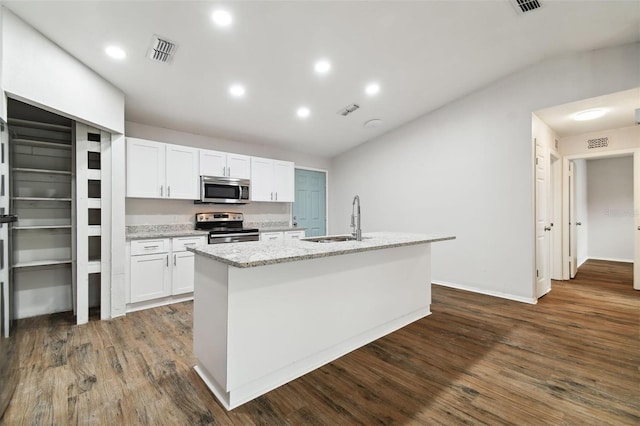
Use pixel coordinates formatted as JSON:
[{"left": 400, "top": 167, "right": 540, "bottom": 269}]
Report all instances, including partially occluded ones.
[
  {"left": 564, "top": 152, "right": 638, "bottom": 290},
  {"left": 292, "top": 168, "right": 327, "bottom": 237}
]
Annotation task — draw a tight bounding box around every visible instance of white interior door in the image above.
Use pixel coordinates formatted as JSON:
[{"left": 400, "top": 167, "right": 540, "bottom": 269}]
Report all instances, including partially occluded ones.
[
  {"left": 568, "top": 161, "right": 578, "bottom": 279},
  {"left": 634, "top": 152, "right": 639, "bottom": 290},
  {"left": 535, "top": 140, "right": 551, "bottom": 298}
]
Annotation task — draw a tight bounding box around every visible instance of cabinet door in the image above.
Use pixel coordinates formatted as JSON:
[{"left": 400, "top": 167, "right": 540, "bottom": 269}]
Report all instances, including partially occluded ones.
[
  {"left": 126, "top": 138, "right": 165, "bottom": 198},
  {"left": 273, "top": 160, "right": 295, "bottom": 202},
  {"left": 250, "top": 157, "right": 274, "bottom": 201},
  {"left": 130, "top": 253, "right": 170, "bottom": 302},
  {"left": 227, "top": 153, "right": 251, "bottom": 179},
  {"left": 200, "top": 149, "right": 227, "bottom": 177},
  {"left": 166, "top": 144, "right": 200, "bottom": 199},
  {"left": 172, "top": 251, "right": 195, "bottom": 295}
]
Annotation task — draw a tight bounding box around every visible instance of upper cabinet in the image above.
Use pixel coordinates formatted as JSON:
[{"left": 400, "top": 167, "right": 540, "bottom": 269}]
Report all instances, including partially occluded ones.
[
  {"left": 126, "top": 138, "right": 199, "bottom": 199},
  {"left": 250, "top": 157, "right": 294, "bottom": 202},
  {"left": 200, "top": 149, "right": 250, "bottom": 179}
]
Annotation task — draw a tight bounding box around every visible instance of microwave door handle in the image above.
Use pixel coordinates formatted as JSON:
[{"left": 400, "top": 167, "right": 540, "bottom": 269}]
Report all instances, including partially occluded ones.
[{"left": 238, "top": 185, "right": 243, "bottom": 200}]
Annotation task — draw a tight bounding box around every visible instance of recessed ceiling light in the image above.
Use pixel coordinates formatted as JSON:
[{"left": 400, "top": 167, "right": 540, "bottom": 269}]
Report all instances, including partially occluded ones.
[
  {"left": 212, "top": 9, "right": 232, "bottom": 27},
  {"left": 365, "top": 83, "right": 380, "bottom": 96},
  {"left": 314, "top": 60, "right": 331, "bottom": 74},
  {"left": 105, "top": 45, "right": 126, "bottom": 60},
  {"left": 573, "top": 109, "right": 606, "bottom": 121},
  {"left": 363, "top": 119, "right": 382, "bottom": 129},
  {"left": 296, "top": 107, "right": 310, "bottom": 119},
  {"left": 229, "top": 84, "right": 245, "bottom": 98}
]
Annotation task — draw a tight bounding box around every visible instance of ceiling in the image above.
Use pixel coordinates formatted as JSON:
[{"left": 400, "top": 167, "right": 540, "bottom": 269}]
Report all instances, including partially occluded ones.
[
  {"left": 535, "top": 88, "right": 640, "bottom": 137},
  {"left": 4, "top": 1, "right": 640, "bottom": 157}
]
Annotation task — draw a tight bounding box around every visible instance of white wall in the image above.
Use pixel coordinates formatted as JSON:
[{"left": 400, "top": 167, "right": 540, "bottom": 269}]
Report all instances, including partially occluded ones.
[
  {"left": 1, "top": 9, "right": 124, "bottom": 133},
  {"left": 125, "top": 121, "right": 331, "bottom": 227},
  {"left": 586, "top": 157, "right": 634, "bottom": 262},
  {"left": 329, "top": 42, "right": 640, "bottom": 303},
  {"left": 560, "top": 125, "right": 640, "bottom": 157},
  {"left": 573, "top": 159, "right": 589, "bottom": 266}
]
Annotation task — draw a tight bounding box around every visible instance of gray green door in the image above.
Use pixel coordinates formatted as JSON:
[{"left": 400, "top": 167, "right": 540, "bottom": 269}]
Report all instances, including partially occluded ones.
[{"left": 293, "top": 169, "right": 326, "bottom": 237}]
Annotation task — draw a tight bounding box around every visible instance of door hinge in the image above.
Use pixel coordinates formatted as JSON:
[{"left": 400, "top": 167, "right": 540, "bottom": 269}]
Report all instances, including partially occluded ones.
[{"left": 535, "top": 158, "right": 539, "bottom": 166}]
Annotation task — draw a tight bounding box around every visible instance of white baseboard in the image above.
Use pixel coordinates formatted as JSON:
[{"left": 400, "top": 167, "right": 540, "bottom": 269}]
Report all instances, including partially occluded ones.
[
  {"left": 432, "top": 280, "right": 537, "bottom": 304},
  {"left": 577, "top": 257, "right": 589, "bottom": 268},
  {"left": 586, "top": 256, "right": 633, "bottom": 264}
]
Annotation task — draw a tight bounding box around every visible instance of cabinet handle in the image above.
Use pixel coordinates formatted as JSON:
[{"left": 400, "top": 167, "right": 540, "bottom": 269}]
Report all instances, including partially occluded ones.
[
  {"left": 184, "top": 242, "right": 197, "bottom": 246},
  {"left": 174, "top": 254, "right": 176, "bottom": 266},
  {"left": 168, "top": 186, "right": 171, "bottom": 197},
  {"left": 270, "top": 192, "right": 273, "bottom": 201},
  {"left": 227, "top": 166, "right": 231, "bottom": 177},
  {"left": 160, "top": 186, "right": 163, "bottom": 197},
  {"left": 144, "top": 245, "right": 160, "bottom": 249},
  {"left": 166, "top": 255, "right": 169, "bottom": 267},
  {"left": 275, "top": 192, "right": 278, "bottom": 201}
]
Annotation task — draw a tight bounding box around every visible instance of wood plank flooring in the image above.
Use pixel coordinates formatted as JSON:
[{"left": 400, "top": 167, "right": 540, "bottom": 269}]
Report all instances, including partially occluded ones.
[{"left": 2, "top": 259, "right": 638, "bottom": 425}]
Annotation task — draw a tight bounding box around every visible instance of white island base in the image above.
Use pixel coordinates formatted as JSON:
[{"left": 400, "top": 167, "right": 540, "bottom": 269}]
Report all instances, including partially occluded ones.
[{"left": 193, "top": 239, "right": 435, "bottom": 410}]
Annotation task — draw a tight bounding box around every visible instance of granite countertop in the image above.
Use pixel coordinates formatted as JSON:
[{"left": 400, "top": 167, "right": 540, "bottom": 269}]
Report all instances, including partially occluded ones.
[
  {"left": 189, "top": 232, "right": 455, "bottom": 268},
  {"left": 126, "top": 224, "right": 209, "bottom": 240}
]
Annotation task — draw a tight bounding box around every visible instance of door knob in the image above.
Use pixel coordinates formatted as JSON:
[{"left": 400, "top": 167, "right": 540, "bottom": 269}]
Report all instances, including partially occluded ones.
[
  {"left": 544, "top": 226, "right": 552, "bottom": 232},
  {"left": 576, "top": 222, "right": 582, "bottom": 226}
]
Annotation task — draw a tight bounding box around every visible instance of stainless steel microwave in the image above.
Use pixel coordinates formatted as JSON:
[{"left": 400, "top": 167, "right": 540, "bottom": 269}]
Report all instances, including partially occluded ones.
[{"left": 200, "top": 176, "right": 250, "bottom": 204}]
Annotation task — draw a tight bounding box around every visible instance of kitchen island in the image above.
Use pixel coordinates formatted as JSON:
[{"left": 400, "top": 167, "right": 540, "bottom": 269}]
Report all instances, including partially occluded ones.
[{"left": 190, "top": 232, "right": 455, "bottom": 410}]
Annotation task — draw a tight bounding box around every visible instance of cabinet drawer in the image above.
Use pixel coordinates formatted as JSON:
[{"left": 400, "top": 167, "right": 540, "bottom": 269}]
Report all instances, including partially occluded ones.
[
  {"left": 261, "top": 232, "right": 283, "bottom": 242},
  {"left": 172, "top": 236, "right": 207, "bottom": 252},
  {"left": 130, "top": 238, "right": 169, "bottom": 255},
  {"left": 284, "top": 230, "right": 305, "bottom": 240}
]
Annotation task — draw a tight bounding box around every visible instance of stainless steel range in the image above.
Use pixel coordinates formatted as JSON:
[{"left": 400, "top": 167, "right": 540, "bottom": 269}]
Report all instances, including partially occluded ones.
[{"left": 195, "top": 212, "right": 260, "bottom": 244}]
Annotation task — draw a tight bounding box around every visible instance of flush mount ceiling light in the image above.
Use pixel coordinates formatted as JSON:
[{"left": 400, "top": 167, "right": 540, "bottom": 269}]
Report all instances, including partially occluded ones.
[
  {"left": 365, "top": 83, "right": 380, "bottom": 96},
  {"left": 212, "top": 9, "right": 232, "bottom": 27},
  {"left": 105, "top": 45, "right": 126, "bottom": 60},
  {"left": 314, "top": 60, "right": 331, "bottom": 74},
  {"left": 296, "top": 107, "right": 310, "bottom": 119},
  {"left": 573, "top": 109, "right": 606, "bottom": 121},
  {"left": 228, "top": 84, "right": 246, "bottom": 98}
]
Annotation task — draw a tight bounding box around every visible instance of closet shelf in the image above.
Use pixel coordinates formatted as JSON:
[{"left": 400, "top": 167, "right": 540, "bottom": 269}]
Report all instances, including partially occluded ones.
[
  {"left": 12, "top": 167, "right": 72, "bottom": 175},
  {"left": 12, "top": 197, "right": 72, "bottom": 202},
  {"left": 13, "top": 225, "right": 72, "bottom": 230},
  {"left": 8, "top": 118, "right": 72, "bottom": 132},
  {"left": 12, "top": 138, "right": 72, "bottom": 150},
  {"left": 12, "top": 259, "right": 72, "bottom": 268}
]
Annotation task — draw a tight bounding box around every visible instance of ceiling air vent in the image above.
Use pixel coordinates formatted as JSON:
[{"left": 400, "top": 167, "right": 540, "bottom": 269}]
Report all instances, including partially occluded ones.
[
  {"left": 147, "top": 35, "right": 177, "bottom": 64},
  {"left": 337, "top": 103, "right": 360, "bottom": 117},
  {"left": 511, "top": 0, "right": 542, "bottom": 14}
]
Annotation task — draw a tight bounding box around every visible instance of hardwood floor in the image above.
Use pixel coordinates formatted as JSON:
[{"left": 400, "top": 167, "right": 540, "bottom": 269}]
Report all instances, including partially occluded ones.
[{"left": 3, "top": 259, "right": 638, "bottom": 425}]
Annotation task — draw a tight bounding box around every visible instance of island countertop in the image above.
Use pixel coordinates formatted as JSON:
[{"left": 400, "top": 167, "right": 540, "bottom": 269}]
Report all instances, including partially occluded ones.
[{"left": 189, "top": 232, "right": 455, "bottom": 268}]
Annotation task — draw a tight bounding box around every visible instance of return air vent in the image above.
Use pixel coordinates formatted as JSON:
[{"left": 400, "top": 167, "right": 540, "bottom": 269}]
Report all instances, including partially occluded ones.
[
  {"left": 147, "top": 35, "right": 177, "bottom": 64},
  {"left": 587, "top": 137, "right": 608, "bottom": 149},
  {"left": 511, "top": 0, "right": 542, "bottom": 14},
  {"left": 337, "top": 103, "right": 360, "bottom": 117}
]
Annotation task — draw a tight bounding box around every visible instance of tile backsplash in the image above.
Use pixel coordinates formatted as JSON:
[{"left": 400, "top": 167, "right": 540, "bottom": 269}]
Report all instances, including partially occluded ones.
[{"left": 126, "top": 198, "right": 291, "bottom": 228}]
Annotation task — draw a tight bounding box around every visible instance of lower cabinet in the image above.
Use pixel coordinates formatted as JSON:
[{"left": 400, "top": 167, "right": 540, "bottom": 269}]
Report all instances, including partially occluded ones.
[
  {"left": 260, "top": 230, "right": 306, "bottom": 241},
  {"left": 127, "top": 235, "right": 207, "bottom": 309}
]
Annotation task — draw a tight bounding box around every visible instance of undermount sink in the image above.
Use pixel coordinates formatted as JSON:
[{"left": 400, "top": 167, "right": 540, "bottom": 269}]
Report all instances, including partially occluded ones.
[{"left": 302, "top": 235, "right": 358, "bottom": 243}]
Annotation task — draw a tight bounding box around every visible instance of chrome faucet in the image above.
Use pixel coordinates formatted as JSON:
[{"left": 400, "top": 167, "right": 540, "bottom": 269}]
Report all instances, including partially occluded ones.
[{"left": 351, "top": 195, "right": 362, "bottom": 241}]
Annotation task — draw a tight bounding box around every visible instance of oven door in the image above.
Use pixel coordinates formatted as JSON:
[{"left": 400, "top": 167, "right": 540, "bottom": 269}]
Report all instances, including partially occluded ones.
[
  {"left": 209, "top": 233, "right": 260, "bottom": 244},
  {"left": 200, "top": 176, "right": 250, "bottom": 204}
]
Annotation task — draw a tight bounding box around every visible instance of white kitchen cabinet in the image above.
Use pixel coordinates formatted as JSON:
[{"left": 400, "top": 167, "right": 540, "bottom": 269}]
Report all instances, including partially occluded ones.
[
  {"left": 250, "top": 157, "right": 295, "bottom": 202},
  {"left": 171, "top": 236, "right": 207, "bottom": 295},
  {"left": 200, "top": 149, "right": 250, "bottom": 179},
  {"left": 130, "top": 239, "right": 171, "bottom": 303},
  {"left": 128, "top": 236, "right": 206, "bottom": 307},
  {"left": 261, "top": 230, "right": 305, "bottom": 241},
  {"left": 126, "top": 138, "right": 165, "bottom": 198},
  {"left": 166, "top": 144, "right": 200, "bottom": 199},
  {"left": 126, "top": 138, "right": 199, "bottom": 200},
  {"left": 284, "top": 230, "right": 306, "bottom": 240},
  {"left": 260, "top": 231, "right": 284, "bottom": 242}
]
